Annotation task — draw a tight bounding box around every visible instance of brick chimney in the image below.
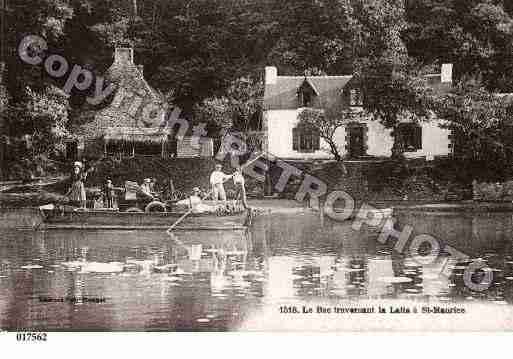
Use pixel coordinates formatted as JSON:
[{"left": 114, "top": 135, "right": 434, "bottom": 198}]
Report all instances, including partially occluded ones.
[
  {"left": 265, "top": 66, "right": 278, "bottom": 85},
  {"left": 114, "top": 47, "right": 134, "bottom": 65}
]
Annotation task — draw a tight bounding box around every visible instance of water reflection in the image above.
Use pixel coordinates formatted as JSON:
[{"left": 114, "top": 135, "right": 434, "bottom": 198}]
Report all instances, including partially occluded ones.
[{"left": 1, "top": 210, "right": 513, "bottom": 330}]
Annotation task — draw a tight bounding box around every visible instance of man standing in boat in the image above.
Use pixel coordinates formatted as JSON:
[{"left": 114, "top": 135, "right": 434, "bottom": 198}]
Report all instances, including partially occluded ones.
[{"left": 210, "top": 163, "right": 229, "bottom": 204}]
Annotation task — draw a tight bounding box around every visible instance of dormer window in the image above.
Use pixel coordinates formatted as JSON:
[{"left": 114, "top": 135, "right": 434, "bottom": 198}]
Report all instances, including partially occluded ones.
[
  {"left": 350, "top": 88, "right": 363, "bottom": 106},
  {"left": 301, "top": 91, "right": 312, "bottom": 107},
  {"left": 298, "top": 78, "right": 319, "bottom": 108}
]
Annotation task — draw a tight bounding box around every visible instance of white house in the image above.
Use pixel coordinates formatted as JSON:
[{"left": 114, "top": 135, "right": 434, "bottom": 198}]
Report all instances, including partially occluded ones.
[{"left": 262, "top": 65, "right": 454, "bottom": 161}]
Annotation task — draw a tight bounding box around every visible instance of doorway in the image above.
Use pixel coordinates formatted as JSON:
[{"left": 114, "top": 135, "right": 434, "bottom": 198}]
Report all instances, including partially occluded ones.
[{"left": 347, "top": 125, "right": 366, "bottom": 158}]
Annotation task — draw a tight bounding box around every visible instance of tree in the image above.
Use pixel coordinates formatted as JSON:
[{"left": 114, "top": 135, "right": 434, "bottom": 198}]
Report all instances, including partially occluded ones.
[
  {"left": 404, "top": 0, "right": 513, "bottom": 92},
  {"left": 193, "top": 77, "right": 263, "bottom": 134},
  {"left": 434, "top": 77, "right": 513, "bottom": 167},
  {"left": 3, "top": 85, "right": 69, "bottom": 178},
  {"left": 297, "top": 101, "right": 363, "bottom": 166},
  {"left": 353, "top": 0, "right": 435, "bottom": 157},
  {"left": 130, "top": 0, "right": 272, "bottom": 111},
  {"left": 265, "top": 0, "right": 358, "bottom": 75}
]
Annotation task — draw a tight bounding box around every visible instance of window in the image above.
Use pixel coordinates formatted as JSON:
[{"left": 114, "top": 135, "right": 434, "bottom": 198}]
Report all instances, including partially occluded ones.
[
  {"left": 397, "top": 123, "right": 422, "bottom": 152},
  {"left": 349, "top": 88, "right": 363, "bottom": 106},
  {"left": 297, "top": 79, "right": 317, "bottom": 107},
  {"left": 298, "top": 88, "right": 314, "bottom": 107},
  {"left": 293, "top": 124, "right": 320, "bottom": 152},
  {"left": 301, "top": 91, "right": 312, "bottom": 107}
]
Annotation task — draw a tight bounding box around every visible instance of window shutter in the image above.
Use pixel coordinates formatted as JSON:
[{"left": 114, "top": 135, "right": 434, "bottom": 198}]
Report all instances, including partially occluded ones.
[
  {"left": 414, "top": 125, "right": 422, "bottom": 150},
  {"left": 293, "top": 127, "right": 299, "bottom": 151}
]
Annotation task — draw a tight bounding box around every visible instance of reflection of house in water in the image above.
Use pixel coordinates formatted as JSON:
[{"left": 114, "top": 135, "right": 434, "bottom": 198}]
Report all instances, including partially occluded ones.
[
  {"left": 266, "top": 257, "right": 296, "bottom": 300},
  {"left": 328, "top": 223, "right": 371, "bottom": 298},
  {"left": 367, "top": 257, "right": 394, "bottom": 298}
]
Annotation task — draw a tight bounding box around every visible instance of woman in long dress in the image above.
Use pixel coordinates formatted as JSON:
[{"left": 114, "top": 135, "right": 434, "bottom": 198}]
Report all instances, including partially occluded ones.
[{"left": 69, "top": 161, "right": 87, "bottom": 208}]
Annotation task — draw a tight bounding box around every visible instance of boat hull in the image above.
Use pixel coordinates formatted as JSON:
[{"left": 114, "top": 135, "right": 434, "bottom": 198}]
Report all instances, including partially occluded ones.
[{"left": 40, "top": 208, "right": 251, "bottom": 230}]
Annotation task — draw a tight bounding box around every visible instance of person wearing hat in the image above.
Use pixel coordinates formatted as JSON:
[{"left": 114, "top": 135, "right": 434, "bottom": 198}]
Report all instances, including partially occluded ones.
[
  {"left": 210, "top": 163, "right": 229, "bottom": 204},
  {"left": 68, "top": 161, "right": 87, "bottom": 208},
  {"left": 104, "top": 178, "right": 116, "bottom": 209},
  {"left": 233, "top": 164, "right": 248, "bottom": 209},
  {"left": 140, "top": 178, "right": 153, "bottom": 199}
]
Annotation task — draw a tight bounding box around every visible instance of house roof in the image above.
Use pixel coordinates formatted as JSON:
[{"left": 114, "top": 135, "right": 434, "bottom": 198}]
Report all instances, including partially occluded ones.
[
  {"left": 104, "top": 49, "right": 161, "bottom": 101},
  {"left": 264, "top": 70, "right": 453, "bottom": 111},
  {"left": 75, "top": 47, "right": 167, "bottom": 139},
  {"left": 263, "top": 75, "right": 353, "bottom": 110}
]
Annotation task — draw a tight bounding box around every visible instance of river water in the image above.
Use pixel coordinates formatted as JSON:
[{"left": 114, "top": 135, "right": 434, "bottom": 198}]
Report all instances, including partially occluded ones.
[{"left": 1, "top": 210, "right": 513, "bottom": 331}]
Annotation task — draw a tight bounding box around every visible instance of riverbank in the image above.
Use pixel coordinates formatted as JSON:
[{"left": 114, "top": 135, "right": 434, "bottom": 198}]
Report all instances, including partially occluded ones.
[{"left": 0, "top": 190, "right": 69, "bottom": 207}]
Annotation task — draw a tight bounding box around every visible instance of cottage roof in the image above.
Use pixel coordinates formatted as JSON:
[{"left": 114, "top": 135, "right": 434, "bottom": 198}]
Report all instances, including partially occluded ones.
[
  {"left": 264, "top": 67, "right": 453, "bottom": 111},
  {"left": 104, "top": 47, "right": 161, "bottom": 101},
  {"left": 75, "top": 47, "right": 167, "bottom": 140},
  {"left": 263, "top": 75, "right": 353, "bottom": 110}
]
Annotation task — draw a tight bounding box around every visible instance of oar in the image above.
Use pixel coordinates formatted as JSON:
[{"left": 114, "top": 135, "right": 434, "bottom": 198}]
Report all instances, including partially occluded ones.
[
  {"left": 166, "top": 152, "right": 266, "bottom": 234},
  {"left": 166, "top": 208, "right": 193, "bottom": 234}
]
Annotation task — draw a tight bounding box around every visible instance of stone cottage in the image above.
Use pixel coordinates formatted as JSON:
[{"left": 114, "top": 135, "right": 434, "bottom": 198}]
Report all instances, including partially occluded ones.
[{"left": 67, "top": 46, "right": 213, "bottom": 160}]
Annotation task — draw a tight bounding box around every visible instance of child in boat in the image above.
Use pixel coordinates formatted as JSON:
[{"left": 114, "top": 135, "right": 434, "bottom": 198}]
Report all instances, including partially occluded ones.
[
  {"left": 150, "top": 177, "right": 159, "bottom": 196},
  {"left": 104, "top": 179, "right": 116, "bottom": 208},
  {"left": 93, "top": 192, "right": 104, "bottom": 209}
]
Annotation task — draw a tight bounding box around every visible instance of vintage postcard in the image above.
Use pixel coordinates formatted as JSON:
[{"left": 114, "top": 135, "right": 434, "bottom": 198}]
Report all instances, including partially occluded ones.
[{"left": 2, "top": 0, "right": 513, "bottom": 338}]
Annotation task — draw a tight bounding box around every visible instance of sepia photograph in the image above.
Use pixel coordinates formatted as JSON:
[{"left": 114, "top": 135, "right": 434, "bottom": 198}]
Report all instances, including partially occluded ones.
[{"left": 2, "top": 0, "right": 513, "bottom": 339}]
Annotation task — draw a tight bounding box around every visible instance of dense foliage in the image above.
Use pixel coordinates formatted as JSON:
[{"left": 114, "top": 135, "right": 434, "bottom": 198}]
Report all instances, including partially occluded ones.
[{"left": 2, "top": 0, "right": 513, "bottom": 179}]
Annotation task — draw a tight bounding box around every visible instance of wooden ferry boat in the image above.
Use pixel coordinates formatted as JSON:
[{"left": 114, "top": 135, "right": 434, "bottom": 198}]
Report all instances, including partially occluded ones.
[{"left": 39, "top": 205, "right": 252, "bottom": 231}]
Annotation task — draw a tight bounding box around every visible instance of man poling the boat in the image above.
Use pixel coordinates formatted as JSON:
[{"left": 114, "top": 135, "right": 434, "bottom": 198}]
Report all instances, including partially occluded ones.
[{"left": 166, "top": 153, "right": 265, "bottom": 234}]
